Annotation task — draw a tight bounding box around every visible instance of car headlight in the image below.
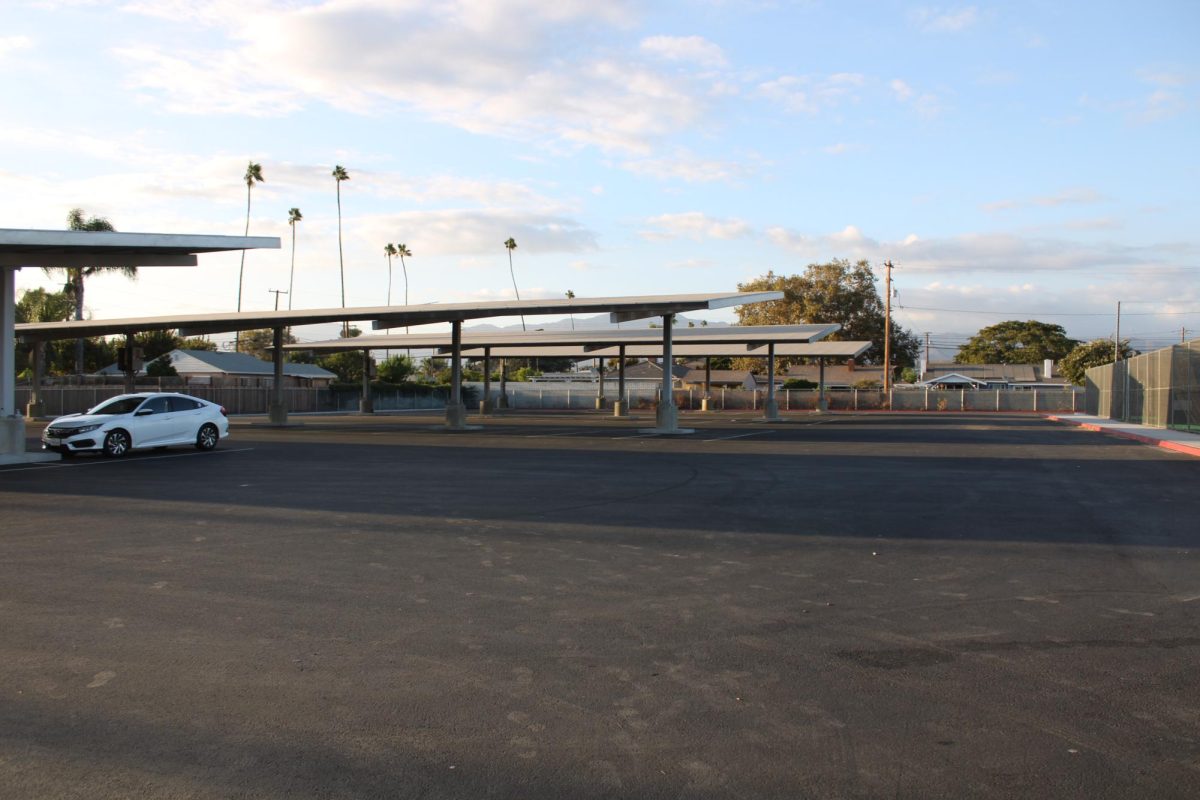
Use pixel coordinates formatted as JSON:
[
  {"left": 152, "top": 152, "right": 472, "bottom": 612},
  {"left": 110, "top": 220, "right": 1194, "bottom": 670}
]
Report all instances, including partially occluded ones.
[{"left": 72, "top": 424, "right": 102, "bottom": 434}]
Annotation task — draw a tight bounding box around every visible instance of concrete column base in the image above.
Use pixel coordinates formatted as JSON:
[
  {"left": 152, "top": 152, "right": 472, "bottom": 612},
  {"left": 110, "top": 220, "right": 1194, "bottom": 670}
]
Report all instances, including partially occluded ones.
[
  {"left": 700, "top": 397, "right": 712, "bottom": 412},
  {"left": 359, "top": 398, "right": 374, "bottom": 414},
  {"left": 814, "top": 399, "right": 829, "bottom": 413},
  {"left": 761, "top": 399, "right": 782, "bottom": 422},
  {"left": 640, "top": 403, "right": 694, "bottom": 435},
  {"left": 1, "top": 416, "right": 25, "bottom": 455},
  {"left": 268, "top": 403, "right": 288, "bottom": 425},
  {"left": 24, "top": 402, "right": 44, "bottom": 420},
  {"left": 479, "top": 399, "right": 493, "bottom": 415},
  {"left": 612, "top": 400, "right": 627, "bottom": 417},
  {"left": 445, "top": 402, "right": 468, "bottom": 429},
  {"left": 0, "top": 417, "right": 58, "bottom": 464},
  {"left": 496, "top": 394, "right": 509, "bottom": 409},
  {"left": 595, "top": 396, "right": 607, "bottom": 410}
]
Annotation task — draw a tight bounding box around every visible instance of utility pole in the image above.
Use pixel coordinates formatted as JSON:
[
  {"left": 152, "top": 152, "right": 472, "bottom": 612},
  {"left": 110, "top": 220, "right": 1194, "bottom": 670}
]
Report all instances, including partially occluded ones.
[
  {"left": 883, "top": 260, "right": 893, "bottom": 394},
  {"left": 924, "top": 331, "right": 931, "bottom": 377},
  {"left": 268, "top": 289, "right": 288, "bottom": 311},
  {"left": 1114, "top": 301, "right": 1121, "bottom": 363}
]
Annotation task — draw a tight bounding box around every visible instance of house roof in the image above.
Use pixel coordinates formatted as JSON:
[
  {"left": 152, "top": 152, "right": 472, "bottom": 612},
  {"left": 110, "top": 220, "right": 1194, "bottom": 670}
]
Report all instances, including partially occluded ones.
[
  {"left": 99, "top": 349, "right": 335, "bottom": 379},
  {"left": 681, "top": 369, "right": 754, "bottom": 384},
  {"left": 168, "top": 349, "right": 335, "bottom": 378},
  {"left": 785, "top": 364, "right": 886, "bottom": 386}
]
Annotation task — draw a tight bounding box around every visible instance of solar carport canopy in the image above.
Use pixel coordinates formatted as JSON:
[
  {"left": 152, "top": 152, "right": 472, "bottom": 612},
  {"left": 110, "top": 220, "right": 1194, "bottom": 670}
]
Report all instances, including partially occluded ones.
[
  {"left": 453, "top": 341, "right": 872, "bottom": 359},
  {"left": 15, "top": 292, "right": 785, "bottom": 341},
  {"left": 282, "top": 324, "right": 841, "bottom": 354},
  {"left": 0, "top": 228, "right": 279, "bottom": 268}
]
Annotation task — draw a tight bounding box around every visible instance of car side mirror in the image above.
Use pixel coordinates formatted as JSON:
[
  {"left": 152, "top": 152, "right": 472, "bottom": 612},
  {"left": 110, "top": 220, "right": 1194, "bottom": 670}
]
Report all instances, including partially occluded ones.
[{"left": 135, "top": 408, "right": 154, "bottom": 416}]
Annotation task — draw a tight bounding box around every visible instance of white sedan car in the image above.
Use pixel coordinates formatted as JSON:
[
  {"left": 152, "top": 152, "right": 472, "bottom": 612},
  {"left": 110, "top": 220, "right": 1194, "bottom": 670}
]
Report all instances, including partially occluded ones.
[{"left": 42, "top": 392, "right": 230, "bottom": 457}]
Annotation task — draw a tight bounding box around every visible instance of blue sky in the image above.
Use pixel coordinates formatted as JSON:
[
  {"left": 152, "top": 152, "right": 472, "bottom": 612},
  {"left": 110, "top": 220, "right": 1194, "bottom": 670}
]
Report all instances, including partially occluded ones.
[{"left": 3, "top": 0, "right": 1197, "bottom": 354}]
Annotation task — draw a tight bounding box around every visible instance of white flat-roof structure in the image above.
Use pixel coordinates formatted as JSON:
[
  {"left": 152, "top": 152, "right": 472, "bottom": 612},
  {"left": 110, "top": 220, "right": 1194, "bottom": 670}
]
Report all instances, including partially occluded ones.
[
  {"left": 1, "top": 228, "right": 279, "bottom": 464},
  {"left": 16, "top": 293, "right": 784, "bottom": 341},
  {"left": 16, "top": 291, "right": 785, "bottom": 433},
  {"left": 285, "top": 326, "right": 862, "bottom": 424}
]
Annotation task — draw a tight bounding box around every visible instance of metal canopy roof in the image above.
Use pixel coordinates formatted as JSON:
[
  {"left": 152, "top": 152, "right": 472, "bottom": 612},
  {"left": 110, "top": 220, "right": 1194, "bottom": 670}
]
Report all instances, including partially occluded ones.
[
  {"left": 282, "top": 323, "right": 838, "bottom": 354},
  {"left": 15, "top": 291, "right": 784, "bottom": 341},
  {"left": 454, "top": 341, "right": 873, "bottom": 359},
  {"left": 0, "top": 228, "right": 279, "bottom": 268}
]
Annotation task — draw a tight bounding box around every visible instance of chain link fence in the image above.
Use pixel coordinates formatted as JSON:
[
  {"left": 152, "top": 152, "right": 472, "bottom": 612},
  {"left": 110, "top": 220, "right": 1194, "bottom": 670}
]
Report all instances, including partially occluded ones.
[{"left": 1086, "top": 339, "right": 1200, "bottom": 431}]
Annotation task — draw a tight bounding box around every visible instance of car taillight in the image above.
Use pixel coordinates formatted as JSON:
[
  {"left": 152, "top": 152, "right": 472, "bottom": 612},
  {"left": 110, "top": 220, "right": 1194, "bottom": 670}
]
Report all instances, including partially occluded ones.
[{"left": 220, "top": 406, "right": 228, "bottom": 417}]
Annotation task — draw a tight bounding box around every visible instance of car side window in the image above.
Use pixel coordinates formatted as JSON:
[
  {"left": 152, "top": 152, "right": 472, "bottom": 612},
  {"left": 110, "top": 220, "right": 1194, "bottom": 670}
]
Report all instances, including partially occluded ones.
[
  {"left": 140, "top": 397, "right": 170, "bottom": 414},
  {"left": 168, "top": 397, "right": 199, "bottom": 412}
]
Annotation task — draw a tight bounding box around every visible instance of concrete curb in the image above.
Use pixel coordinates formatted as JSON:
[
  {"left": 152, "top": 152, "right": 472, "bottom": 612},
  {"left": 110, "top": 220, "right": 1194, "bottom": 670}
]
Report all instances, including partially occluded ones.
[{"left": 1045, "top": 414, "right": 1200, "bottom": 459}]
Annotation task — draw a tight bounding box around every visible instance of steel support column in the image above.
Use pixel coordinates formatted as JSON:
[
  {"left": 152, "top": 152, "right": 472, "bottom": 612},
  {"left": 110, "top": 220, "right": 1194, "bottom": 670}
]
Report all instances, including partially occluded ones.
[
  {"left": 269, "top": 327, "right": 288, "bottom": 424},
  {"left": 816, "top": 356, "right": 828, "bottom": 412},
  {"left": 359, "top": 350, "right": 374, "bottom": 414},
  {"left": 595, "top": 357, "right": 606, "bottom": 410},
  {"left": 614, "top": 345, "right": 628, "bottom": 417},
  {"left": 480, "top": 347, "right": 493, "bottom": 415},
  {"left": 445, "top": 320, "right": 468, "bottom": 429},
  {"left": 763, "top": 342, "right": 781, "bottom": 421}
]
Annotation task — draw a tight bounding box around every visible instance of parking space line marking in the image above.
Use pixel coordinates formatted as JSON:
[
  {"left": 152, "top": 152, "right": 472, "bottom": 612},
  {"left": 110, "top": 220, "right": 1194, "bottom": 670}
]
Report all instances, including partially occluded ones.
[
  {"left": 706, "top": 431, "right": 773, "bottom": 441},
  {"left": 0, "top": 447, "right": 255, "bottom": 473}
]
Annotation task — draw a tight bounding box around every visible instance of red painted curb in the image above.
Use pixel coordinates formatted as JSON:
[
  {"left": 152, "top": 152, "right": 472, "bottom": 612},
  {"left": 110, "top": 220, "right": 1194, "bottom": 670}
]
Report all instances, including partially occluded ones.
[{"left": 1045, "top": 415, "right": 1200, "bottom": 458}]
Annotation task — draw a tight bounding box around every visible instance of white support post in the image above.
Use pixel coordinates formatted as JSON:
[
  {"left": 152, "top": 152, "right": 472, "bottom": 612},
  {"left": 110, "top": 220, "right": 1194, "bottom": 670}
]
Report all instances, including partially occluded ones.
[
  {"left": 614, "top": 345, "right": 628, "bottom": 417},
  {"left": 1, "top": 267, "right": 22, "bottom": 456},
  {"left": 762, "top": 342, "right": 781, "bottom": 422},
  {"left": 480, "top": 347, "right": 493, "bottom": 415},
  {"left": 444, "top": 320, "right": 472, "bottom": 429},
  {"left": 642, "top": 314, "right": 691, "bottom": 434},
  {"left": 269, "top": 327, "right": 288, "bottom": 424}
]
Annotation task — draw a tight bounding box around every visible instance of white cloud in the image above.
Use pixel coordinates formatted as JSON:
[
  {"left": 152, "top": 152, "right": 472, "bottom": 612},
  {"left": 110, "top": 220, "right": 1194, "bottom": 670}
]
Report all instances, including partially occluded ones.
[
  {"left": 764, "top": 223, "right": 1194, "bottom": 276},
  {"left": 982, "top": 187, "right": 1105, "bottom": 212},
  {"left": 110, "top": 0, "right": 706, "bottom": 155},
  {"left": 757, "top": 73, "right": 865, "bottom": 114},
  {"left": 640, "top": 35, "right": 727, "bottom": 67},
  {"left": 0, "top": 35, "right": 33, "bottom": 58},
  {"left": 621, "top": 150, "right": 753, "bottom": 183},
  {"left": 912, "top": 6, "right": 979, "bottom": 33},
  {"left": 890, "top": 77, "right": 941, "bottom": 117},
  {"left": 641, "top": 212, "right": 751, "bottom": 241},
  {"left": 356, "top": 209, "right": 598, "bottom": 257}
]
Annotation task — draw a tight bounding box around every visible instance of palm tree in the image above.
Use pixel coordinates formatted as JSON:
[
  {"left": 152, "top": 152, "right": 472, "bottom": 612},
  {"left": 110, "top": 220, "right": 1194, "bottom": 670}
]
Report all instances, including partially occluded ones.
[
  {"left": 397, "top": 243, "right": 412, "bottom": 332},
  {"left": 287, "top": 207, "right": 302, "bottom": 310},
  {"left": 236, "top": 161, "right": 264, "bottom": 351},
  {"left": 565, "top": 289, "right": 575, "bottom": 330},
  {"left": 504, "top": 236, "right": 525, "bottom": 331},
  {"left": 332, "top": 164, "right": 350, "bottom": 335},
  {"left": 43, "top": 208, "right": 137, "bottom": 374},
  {"left": 384, "top": 243, "right": 398, "bottom": 306}
]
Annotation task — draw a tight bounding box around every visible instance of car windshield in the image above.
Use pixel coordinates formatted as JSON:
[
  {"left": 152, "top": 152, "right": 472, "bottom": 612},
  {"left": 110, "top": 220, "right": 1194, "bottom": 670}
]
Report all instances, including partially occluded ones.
[{"left": 88, "top": 397, "right": 146, "bottom": 416}]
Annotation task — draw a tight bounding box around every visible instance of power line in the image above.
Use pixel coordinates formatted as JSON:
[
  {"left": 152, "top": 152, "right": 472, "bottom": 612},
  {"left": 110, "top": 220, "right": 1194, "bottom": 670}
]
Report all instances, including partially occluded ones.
[{"left": 898, "top": 304, "right": 1200, "bottom": 317}]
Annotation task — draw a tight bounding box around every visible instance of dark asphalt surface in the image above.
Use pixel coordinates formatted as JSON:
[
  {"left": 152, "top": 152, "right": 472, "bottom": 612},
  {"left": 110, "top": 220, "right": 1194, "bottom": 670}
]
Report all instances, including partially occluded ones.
[{"left": 2, "top": 411, "right": 1198, "bottom": 799}]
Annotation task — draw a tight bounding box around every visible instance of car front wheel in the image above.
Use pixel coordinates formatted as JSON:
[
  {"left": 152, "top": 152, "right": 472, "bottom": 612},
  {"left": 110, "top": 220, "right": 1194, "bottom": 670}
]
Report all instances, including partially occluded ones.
[
  {"left": 196, "top": 423, "right": 219, "bottom": 451},
  {"left": 103, "top": 430, "right": 131, "bottom": 458}
]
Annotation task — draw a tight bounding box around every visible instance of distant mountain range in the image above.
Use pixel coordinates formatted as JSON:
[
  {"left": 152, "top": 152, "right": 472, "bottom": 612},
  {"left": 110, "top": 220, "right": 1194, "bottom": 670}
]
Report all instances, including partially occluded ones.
[{"left": 464, "top": 313, "right": 729, "bottom": 332}]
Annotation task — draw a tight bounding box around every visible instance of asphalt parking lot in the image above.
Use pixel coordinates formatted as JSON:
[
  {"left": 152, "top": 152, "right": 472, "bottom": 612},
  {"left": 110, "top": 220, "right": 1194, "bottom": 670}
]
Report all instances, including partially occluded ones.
[{"left": 2, "top": 411, "right": 1198, "bottom": 799}]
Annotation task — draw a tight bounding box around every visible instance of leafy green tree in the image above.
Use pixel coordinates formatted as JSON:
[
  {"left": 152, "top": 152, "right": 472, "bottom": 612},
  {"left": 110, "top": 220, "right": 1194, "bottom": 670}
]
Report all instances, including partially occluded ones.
[
  {"left": 333, "top": 164, "right": 350, "bottom": 333},
  {"left": 376, "top": 354, "right": 415, "bottom": 384},
  {"left": 287, "top": 207, "right": 302, "bottom": 310},
  {"left": 1058, "top": 338, "right": 1137, "bottom": 385},
  {"left": 146, "top": 354, "right": 178, "bottom": 377},
  {"left": 237, "top": 327, "right": 298, "bottom": 361},
  {"left": 955, "top": 320, "right": 1078, "bottom": 364},
  {"left": 735, "top": 260, "right": 919, "bottom": 369},
  {"left": 42, "top": 208, "right": 137, "bottom": 374},
  {"left": 504, "top": 236, "right": 525, "bottom": 331},
  {"left": 180, "top": 337, "right": 217, "bottom": 352},
  {"left": 319, "top": 350, "right": 366, "bottom": 383}
]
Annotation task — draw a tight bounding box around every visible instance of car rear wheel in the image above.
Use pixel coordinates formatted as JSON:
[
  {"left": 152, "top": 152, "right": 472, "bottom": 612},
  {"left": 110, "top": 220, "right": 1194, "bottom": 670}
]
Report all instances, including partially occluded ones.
[
  {"left": 196, "top": 423, "right": 219, "bottom": 451},
  {"left": 103, "top": 430, "right": 131, "bottom": 458}
]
